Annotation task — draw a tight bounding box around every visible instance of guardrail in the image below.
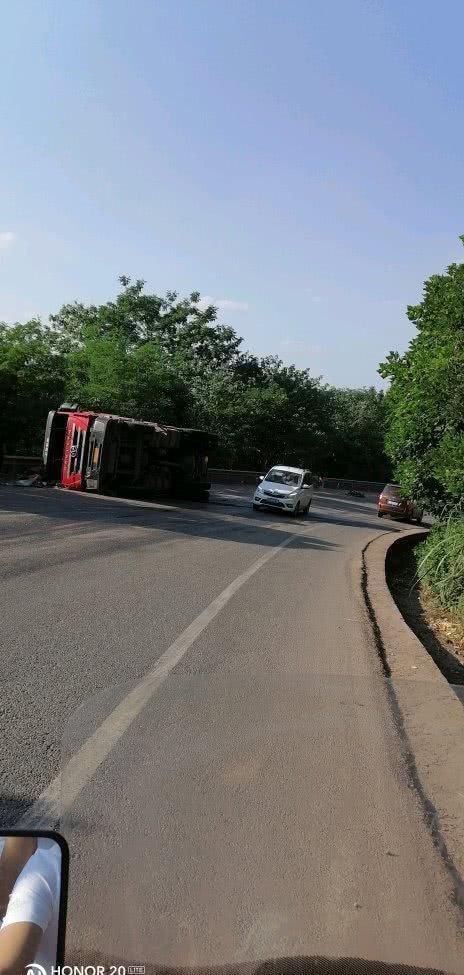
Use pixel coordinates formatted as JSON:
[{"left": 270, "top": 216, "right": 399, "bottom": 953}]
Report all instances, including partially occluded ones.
[
  {"left": 322, "top": 477, "right": 385, "bottom": 494},
  {"left": 210, "top": 469, "right": 385, "bottom": 492},
  {"left": 1, "top": 454, "right": 42, "bottom": 477},
  {"left": 209, "top": 468, "right": 262, "bottom": 485},
  {"left": 0, "top": 458, "right": 386, "bottom": 494}
]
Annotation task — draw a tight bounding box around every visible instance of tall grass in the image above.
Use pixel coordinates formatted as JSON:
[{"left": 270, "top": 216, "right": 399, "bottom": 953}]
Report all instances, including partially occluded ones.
[{"left": 416, "top": 514, "right": 464, "bottom": 624}]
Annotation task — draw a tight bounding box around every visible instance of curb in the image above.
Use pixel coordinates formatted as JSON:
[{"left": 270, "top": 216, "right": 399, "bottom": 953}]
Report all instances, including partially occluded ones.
[{"left": 363, "top": 529, "right": 464, "bottom": 907}]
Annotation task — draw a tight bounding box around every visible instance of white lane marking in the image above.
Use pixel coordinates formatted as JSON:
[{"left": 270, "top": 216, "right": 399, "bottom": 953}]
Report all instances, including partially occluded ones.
[{"left": 19, "top": 525, "right": 313, "bottom": 828}]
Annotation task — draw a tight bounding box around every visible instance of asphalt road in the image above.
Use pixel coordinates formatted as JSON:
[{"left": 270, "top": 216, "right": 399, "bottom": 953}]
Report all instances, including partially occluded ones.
[{"left": 0, "top": 484, "right": 462, "bottom": 973}]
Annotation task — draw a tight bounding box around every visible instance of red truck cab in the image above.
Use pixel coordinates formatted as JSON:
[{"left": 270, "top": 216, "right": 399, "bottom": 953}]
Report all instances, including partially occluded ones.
[{"left": 43, "top": 408, "right": 95, "bottom": 490}]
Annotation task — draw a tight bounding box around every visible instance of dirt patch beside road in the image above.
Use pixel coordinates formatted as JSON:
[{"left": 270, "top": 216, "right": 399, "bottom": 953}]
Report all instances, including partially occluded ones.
[{"left": 387, "top": 538, "right": 464, "bottom": 687}]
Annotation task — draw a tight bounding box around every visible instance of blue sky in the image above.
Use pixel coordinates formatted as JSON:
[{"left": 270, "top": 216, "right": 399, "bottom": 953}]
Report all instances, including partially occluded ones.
[{"left": 1, "top": 0, "right": 463, "bottom": 387}]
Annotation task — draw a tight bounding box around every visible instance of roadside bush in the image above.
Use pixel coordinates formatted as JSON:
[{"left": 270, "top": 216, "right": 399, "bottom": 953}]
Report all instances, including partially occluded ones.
[
  {"left": 416, "top": 515, "right": 464, "bottom": 624},
  {"left": 379, "top": 237, "right": 464, "bottom": 515}
]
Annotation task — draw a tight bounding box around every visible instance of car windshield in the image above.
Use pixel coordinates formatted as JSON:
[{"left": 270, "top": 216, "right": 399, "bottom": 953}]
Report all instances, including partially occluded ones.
[{"left": 265, "top": 469, "right": 301, "bottom": 485}]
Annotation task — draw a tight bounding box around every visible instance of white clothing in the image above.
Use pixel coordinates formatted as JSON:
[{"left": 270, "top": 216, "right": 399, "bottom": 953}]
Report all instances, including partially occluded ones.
[{"left": 0, "top": 838, "right": 61, "bottom": 973}]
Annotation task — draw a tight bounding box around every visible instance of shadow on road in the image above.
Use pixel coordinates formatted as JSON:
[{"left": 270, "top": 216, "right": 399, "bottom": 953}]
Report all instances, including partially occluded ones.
[
  {"left": 66, "top": 950, "right": 451, "bottom": 975},
  {"left": 0, "top": 484, "right": 409, "bottom": 583},
  {"left": 313, "top": 495, "right": 379, "bottom": 518},
  {"left": 310, "top": 511, "right": 401, "bottom": 533},
  {"left": 0, "top": 488, "right": 342, "bottom": 563},
  {"left": 0, "top": 791, "right": 100, "bottom": 831},
  {"left": 1, "top": 532, "right": 338, "bottom": 583},
  {"left": 0, "top": 793, "right": 33, "bottom": 826}
]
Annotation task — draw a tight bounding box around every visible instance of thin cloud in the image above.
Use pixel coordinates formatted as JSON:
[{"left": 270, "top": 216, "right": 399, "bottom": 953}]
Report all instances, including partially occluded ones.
[
  {"left": 0, "top": 231, "right": 16, "bottom": 249},
  {"left": 200, "top": 295, "right": 249, "bottom": 312},
  {"left": 280, "top": 339, "right": 323, "bottom": 356},
  {"left": 302, "top": 287, "right": 323, "bottom": 303}
]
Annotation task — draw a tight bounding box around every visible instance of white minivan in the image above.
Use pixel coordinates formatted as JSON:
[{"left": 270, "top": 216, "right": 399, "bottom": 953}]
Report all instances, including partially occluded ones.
[{"left": 253, "top": 465, "right": 314, "bottom": 516}]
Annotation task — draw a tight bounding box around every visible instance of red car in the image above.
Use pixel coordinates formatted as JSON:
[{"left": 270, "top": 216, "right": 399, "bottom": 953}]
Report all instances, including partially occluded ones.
[{"left": 378, "top": 483, "right": 423, "bottom": 524}]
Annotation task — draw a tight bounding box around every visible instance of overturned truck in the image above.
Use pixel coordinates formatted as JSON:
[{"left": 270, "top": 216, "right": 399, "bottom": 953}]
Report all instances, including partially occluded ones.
[{"left": 43, "top": 406, "right": 215, "bottom": 501}]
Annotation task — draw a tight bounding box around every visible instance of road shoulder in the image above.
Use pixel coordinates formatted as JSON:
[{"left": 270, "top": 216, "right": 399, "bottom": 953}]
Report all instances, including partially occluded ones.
[{"left": 362, "top": 528, "right": 464, "bottom": 906}]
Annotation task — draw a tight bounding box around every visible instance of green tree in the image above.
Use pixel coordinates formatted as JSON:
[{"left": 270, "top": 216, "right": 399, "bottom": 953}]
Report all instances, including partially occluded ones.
[
  {"left": 65, "top": 333, "right": 192, "bottom": 425},
  {"left": 189, "top": 353, "right": 334, "bottom": 471},
  {"left": 51, "top": 277, "right": 242, "bottom": 369},
  {"left": 1, "top": 276, "right": 391, "bottom": 486},
  {"left": 51, "top": 277, "right": 243, "bottom": 430},
  {"left": 379, "top": 238, "right": 464, "bottom": 512},
  {"left": 189, "top": 368, "right": 289, "bottom": 469},
  {"left": 50, "top": 278, "right": 335, "bottom": 472},
  {"left": 327, "top": 387, "right": 390, "bottom": 481},
  {"left": 0, "top": 320, "right": 68, "bottom": 455}
]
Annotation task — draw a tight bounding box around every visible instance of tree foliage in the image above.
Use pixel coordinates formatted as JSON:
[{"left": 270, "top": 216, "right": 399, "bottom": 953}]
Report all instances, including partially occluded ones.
[
  {"left": 328, "top": 387, "right": 389, "bottom": 481},
  {"left": 0, "top": 320, "right": 68, "bottom": 455},
  {"left": 1, "top": 277, "right": 390, "bottom": 480},
  {"left": 379, "top": 238, "right": 464, "bottom": 512}
]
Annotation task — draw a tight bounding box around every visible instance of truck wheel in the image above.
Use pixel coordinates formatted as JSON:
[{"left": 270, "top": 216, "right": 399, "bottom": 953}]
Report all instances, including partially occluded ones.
[{"left": 378, "top": 511, "right": 383, "bottom": 518}]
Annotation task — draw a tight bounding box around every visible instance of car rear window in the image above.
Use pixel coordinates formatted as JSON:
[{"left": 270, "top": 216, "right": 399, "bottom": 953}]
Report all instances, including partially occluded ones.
[{"left": 383, "top": 484, "right": 401, "bottom": 497}]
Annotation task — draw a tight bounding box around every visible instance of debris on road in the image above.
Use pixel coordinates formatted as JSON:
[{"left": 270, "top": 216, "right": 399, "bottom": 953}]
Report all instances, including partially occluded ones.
[
  {"left": 0, "top": 474, "right": 52, "bottom": 488},
  {"left": 16, "top": 474, "right": 46, "bottom": 487}
]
